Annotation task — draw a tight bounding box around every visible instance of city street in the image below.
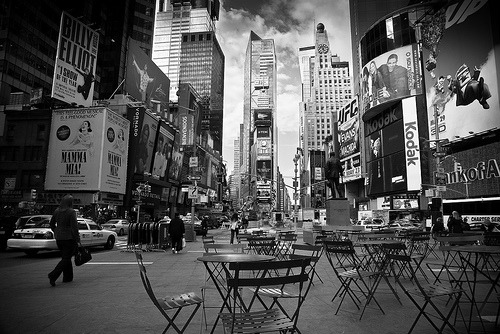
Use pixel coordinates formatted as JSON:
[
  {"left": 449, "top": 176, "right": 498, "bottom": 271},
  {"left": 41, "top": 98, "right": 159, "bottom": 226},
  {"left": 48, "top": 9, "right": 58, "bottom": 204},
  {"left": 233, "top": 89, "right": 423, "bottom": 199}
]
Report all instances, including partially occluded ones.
[{"left": 1, "top": 227, "right": 498, "bottom": 334}]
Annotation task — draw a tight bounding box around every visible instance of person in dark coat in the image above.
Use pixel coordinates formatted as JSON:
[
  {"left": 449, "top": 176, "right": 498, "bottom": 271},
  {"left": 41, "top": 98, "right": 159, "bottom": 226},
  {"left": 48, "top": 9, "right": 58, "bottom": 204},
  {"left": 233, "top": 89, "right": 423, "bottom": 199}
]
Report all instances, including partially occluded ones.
[
  {"left": 201, "top": 216, "right": 209, "bottom": 237},
  {"left": 431, "top": 217, "right": 445, "bottom": 239},
  {"left": 48, "top": 195, "right": 80, "bottom": 286},
  {"left": 169, "top": 213, "right": 185, "bottom": 254},
  {"left": 447, "top": 211, "right": 464, "bottom": 234},
  {"left": 229, "top": 213, "right": 240, "bottom": 244},
  {"left": 325, "top": 152, "right": 344, "bottom": 198}
]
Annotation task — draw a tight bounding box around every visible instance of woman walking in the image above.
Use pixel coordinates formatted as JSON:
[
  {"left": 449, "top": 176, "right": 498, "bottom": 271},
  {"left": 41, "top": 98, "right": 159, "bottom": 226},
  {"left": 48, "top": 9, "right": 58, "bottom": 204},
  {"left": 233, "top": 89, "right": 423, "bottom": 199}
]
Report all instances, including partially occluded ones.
[
  {"left": 229, "top": 213, "right": 240, "bottom": 244},
  {"left": 169, "top": 213, "right": 185, "bottom": 254},
  {"left": 48, "top": 195, "right": 80, "bottom": 286}
]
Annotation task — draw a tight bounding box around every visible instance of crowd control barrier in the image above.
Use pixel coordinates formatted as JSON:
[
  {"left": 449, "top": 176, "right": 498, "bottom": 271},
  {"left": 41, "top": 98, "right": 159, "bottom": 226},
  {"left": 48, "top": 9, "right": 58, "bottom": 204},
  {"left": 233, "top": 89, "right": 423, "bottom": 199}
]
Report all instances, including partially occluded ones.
[{"left": 122, "top": 222, "right": 170, "bottom": 252}]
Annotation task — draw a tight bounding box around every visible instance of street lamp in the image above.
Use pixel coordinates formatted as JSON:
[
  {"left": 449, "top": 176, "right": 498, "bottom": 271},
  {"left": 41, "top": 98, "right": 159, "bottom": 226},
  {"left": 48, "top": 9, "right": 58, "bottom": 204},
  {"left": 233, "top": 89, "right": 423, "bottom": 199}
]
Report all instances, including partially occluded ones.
[{"left": 293, "top": 147, "right": 302, "bottom": 227}]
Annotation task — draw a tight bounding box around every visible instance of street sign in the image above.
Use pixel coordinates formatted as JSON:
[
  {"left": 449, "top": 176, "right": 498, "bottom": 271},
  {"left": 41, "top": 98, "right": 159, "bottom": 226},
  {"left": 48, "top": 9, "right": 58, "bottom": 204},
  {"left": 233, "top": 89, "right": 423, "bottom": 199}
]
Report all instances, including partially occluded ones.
[
  {"left": 188, "top": 185, "right": 198, "bottom": 199},
  {"left": 435, "top": 171, "right": 447, "bottom": 192},
  {"left": 187, "top": 175, "right": 201, "bottom": 181},
  {"left": 436, "top": 185, "right": 447, "bottom": 192},
  {"left": 433, "top": 152, "right": 447, "bottom": 158},
  {"left": 189, "top": 157, "right": 198, "bottom": 168},
  {"left": 136, "top": 200, "right": 143, "bottom": 205}
]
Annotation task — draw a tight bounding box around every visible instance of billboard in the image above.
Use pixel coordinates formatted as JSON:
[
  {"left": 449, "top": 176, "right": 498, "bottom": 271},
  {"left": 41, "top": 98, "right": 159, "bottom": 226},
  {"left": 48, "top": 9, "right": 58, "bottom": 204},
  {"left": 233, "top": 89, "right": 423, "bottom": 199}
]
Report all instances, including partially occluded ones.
[
  {"left": 256, "top": 160, "right": 272, "bottom": 183},
  {"left": 338, "top": 97, "right": 362, "bottom": 182},
  {"left": 423, "top": 0, "right": 499, "bottom": 143},
  {"left": 179, "top": 113, "right": 195, "bottom": 146},
  {"left": 360, "top": 44, "right": 423, "bottom": 113},
  {"left": 127, "top": 106, "right": 158, "bottom": 175},
  {"left": 168, "top": 138, "right": 183, "bottom": 182},
  {"left": 51, "top": 12, "right": 99, "bottom": 107},
  {"left": 45, "top": 107, "right": 129, "bottom": 194},
  {"left": 151, "top": 121, "right": 175, "bottom": 182},
  {"left": 125, "top": 38, "right": 170, "bottom": 109},
  {"left": 256, "top": 127, "right": 270, "bottom": 138},
  {"left": 402, "top": 97, "right": 422, "bottom": 191},
  {"left": 254, "top": 109, "right": 272, "bottom": 126}
]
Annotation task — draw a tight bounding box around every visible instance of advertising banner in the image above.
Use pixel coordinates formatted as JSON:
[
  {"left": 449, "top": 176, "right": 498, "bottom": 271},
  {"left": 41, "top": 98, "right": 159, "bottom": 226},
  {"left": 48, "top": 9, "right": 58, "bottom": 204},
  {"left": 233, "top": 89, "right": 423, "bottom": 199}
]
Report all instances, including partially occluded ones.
[
  {"left": 179, "top": 114, "right": 195, "bottom": 146},
  {"left": 254, "top": 109, "right": 272, "bottom": 126},
  {"left": 168, "top": 138, "right": 183, "bottom": 182},
  {"left": 256, "top": 127, "right": 270, "bottom": 138},
  {"left": 256, "top": 160, "right": 272, "bottom": 183},
  {"left": 338, "top": 97, "right": 360, "bottom": 160},
  {"left": 341, "top": 152, "right": 361, "bottom": 183},
  {"left": 152, "top": 121, "right": 175, "bottom": 182},
  {"left": 51, "top": 12, "right": 99, "bottom": 107},
  {"left": 256, "top": 139, "right": 272, "bottom": 157},
  {"left": 360, "top": 44, "right": 422, "bottom": 114},
  {"left": 101, "top": 109, "right": 130, "bottom": 193},
  {"left": 45, "top": 107, "right": 129, "bottom": 193},
  {"left": 423, "top": 0, "right": 499, "bottom": 143},
  {"left": 125, "top": 38, "right": 170, "bottom": 108},
  {"left": 126, "top": 106, "right": 158, "bottom": 175},
  {"left": 402, "top": 97, "right": 422, "bottom": 191}
]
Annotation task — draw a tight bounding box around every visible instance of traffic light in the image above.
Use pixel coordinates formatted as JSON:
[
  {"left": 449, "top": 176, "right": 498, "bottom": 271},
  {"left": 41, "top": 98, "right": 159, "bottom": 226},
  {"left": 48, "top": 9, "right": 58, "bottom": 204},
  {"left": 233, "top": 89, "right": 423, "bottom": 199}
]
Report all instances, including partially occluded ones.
[{"left": 31, "top": 189, "right": 37, "bottom": 200}]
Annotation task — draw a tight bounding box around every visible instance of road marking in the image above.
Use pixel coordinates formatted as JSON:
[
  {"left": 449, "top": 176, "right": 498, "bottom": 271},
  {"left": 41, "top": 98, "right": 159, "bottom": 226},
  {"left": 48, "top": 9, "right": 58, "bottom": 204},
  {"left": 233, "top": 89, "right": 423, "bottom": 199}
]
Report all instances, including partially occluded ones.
[{"left": 84, "top": 262, "right": 153, "bottom": 265}]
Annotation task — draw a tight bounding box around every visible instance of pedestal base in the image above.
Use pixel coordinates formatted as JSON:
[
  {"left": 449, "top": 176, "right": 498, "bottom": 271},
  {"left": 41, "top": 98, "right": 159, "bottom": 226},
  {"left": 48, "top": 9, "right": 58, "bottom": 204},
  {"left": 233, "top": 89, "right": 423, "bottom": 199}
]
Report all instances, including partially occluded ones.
[{"left": 326, "top": 198, "right": 350, "bottom": 226}]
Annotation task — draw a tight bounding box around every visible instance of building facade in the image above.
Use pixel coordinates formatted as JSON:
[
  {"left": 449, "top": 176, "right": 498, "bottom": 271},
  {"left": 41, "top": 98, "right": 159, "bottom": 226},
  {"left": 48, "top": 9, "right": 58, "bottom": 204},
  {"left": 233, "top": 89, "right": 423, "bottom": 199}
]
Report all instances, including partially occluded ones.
[
  {"left": 152, "top": 0, "right": 220, "bottom": 103},
  {"left": 242, "top": 31, "right": 277, "bottom": 219}
]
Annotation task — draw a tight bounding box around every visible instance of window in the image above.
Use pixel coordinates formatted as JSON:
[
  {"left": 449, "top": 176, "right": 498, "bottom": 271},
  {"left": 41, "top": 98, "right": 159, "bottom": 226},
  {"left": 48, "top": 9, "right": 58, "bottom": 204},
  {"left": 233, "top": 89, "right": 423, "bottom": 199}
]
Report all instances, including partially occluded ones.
[
  {"left": 198, "top": 34, "right": 203, "bottom": 41},
  {"left": 78, "top": 223, "right": 88, "bottom": 230},
  {"left": 37, "top": 124, "right": 46, "bottom": 140},
  {"left": 207, "top": 33, "right": 211, "bottom": 40},
  {"left": 191, "top": 35, "right": 195, "bottom": 42}
]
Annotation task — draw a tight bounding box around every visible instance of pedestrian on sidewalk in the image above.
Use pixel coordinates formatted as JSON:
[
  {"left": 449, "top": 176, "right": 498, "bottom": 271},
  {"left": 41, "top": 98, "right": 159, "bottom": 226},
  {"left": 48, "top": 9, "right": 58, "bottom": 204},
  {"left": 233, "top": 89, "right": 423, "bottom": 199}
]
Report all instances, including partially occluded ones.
[
  {"left": 229, "top": 213, "right": 240, "bottom": 244},
  {"left": 169, "top": 213, "right": 185, "bottom": 253},
  {"left": 48, "top": 195, "right": 80, "bottom": 286}
]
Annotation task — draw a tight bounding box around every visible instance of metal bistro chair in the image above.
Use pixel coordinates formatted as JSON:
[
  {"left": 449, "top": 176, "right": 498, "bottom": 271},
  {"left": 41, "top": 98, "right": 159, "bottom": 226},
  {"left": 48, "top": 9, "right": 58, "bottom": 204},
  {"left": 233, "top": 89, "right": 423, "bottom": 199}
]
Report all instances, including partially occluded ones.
[
  {"left": 289, "top": 243, "right": 324, "bottom": 289},
  {"left": 247, "top": 236, "right": 278, "bottom": 257},
  {"left": 381, "top": 243, "right": 463, "bottom": 334},
  {"left": 219, "top": 258, "right": 310, "bottom": 334},
  {"left": 323, "top": 239, "right": 385, "bottom": 320},
  {"left": 134, "top": 252, "right": 203, "bottom": 334}
]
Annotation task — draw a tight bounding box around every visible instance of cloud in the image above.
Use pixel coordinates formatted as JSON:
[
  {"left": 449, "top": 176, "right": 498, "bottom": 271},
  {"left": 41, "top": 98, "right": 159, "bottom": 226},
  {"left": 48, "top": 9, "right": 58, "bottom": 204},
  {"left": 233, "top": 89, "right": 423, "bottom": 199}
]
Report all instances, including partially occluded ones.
[{"left": 219, "top": 0, "right": 351, "bottom": 179}]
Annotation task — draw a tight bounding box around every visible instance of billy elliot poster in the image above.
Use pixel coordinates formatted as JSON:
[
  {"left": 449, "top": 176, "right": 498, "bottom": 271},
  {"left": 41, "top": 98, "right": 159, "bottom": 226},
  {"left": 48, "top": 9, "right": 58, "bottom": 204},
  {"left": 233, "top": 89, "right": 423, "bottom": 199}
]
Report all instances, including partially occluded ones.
[
  {"left": 45, "top": 107, "right": 130, "bottom": 194},
  {"left": 51, "top": 12, "right": 99, "bottom": 107}
]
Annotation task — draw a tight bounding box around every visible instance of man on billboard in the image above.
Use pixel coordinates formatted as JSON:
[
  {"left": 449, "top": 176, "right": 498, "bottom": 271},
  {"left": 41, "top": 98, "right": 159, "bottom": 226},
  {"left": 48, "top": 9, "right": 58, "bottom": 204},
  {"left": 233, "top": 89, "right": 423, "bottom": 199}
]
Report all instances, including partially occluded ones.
[
  {"left": 379, "top": 54, "right": 409, "bottom": 98},
  {"left": 152, "top": 136, "right": 165, "bottom": 178},
  {"left": 73, "top": 66, "right": 95, "bottom": 101},
  {"left": 132, "top": 55, "right": 155, "bottom": 103},
  {"left": 446, "top": 64, "right": 491, "bottom": 109}
]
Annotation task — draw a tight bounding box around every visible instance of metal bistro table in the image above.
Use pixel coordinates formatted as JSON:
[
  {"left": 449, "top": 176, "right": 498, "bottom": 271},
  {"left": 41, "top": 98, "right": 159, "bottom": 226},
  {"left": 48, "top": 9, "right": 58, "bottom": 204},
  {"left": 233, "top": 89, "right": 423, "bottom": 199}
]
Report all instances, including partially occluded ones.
[
  {"left": 447, "top": 245, "right": 500, "bottom": 333},
  {"left": 197, "top": 253, "right": 275, "bottom": 333}
]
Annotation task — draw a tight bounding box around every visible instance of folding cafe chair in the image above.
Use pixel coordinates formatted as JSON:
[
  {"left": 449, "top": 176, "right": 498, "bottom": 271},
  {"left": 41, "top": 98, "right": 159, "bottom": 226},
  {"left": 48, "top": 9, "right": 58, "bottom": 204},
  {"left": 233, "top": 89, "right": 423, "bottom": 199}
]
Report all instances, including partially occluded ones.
[
  {"left": 201, "top": 243, "right": 246, "bottom": 329},
  {"left": 381, "top": 243, "right": 463, "bottom": 334},
  {"left": 323, "top": 239, "right": 385, "bottom": 320},
  {"left": 134, "top": 252, "right": 203, "bottom": 334},
  {"left": 247, "top": 236, "right": 278, "bottom": 257},
  {"left": 289, "top": 243, "right": 324, "bottom": 287},
  {"left": 219, "top": 258, "right": 311, "bottom": 334}
]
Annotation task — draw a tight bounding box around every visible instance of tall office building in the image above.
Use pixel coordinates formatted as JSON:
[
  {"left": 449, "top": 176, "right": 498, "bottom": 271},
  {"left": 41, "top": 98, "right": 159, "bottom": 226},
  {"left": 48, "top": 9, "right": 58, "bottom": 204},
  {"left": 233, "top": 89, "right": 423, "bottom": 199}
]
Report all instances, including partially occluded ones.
[
  {"left": 152, "top": 0, "right": 220, "bottom": 102},
  {"left": 242, "top": 31, "right": 277, "bottom": 215},
  {"left": 298, "top": 23, "right": 353, "bottom": 208},
  {"left": 179, "top": 31, "right": 224, "bottom": 152}
]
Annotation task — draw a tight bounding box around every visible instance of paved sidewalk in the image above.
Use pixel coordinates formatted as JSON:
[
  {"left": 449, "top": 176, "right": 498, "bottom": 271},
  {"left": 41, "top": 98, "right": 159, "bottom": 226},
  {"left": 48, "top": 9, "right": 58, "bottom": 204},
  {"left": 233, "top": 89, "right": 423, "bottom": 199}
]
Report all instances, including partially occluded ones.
[{"left": 0, "top": 226, "right": 498, "bottom": 333}]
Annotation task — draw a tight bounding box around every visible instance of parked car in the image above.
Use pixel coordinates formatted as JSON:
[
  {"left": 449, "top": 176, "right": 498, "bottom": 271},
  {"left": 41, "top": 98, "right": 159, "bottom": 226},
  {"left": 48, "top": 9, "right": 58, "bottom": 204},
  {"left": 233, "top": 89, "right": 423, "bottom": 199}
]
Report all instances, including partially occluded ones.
[
  {"left": 101, "top": 219, "right": 130, "bottom": 236},
  {"left": 7, "top": 217, "right": 117, "bottom": 255},
  {"left": 388, "top": 220, "right": 422, "bottom": 235},
  {"left": 356, "top": 218, "right": 387, "bottom": 231}
]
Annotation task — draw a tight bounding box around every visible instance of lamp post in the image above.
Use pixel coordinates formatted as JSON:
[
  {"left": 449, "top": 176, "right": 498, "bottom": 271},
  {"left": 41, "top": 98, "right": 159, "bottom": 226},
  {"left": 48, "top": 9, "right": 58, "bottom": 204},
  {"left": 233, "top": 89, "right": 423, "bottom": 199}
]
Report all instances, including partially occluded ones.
[{"left": 293, "top": 147, "right": 303, "bottom": 227}]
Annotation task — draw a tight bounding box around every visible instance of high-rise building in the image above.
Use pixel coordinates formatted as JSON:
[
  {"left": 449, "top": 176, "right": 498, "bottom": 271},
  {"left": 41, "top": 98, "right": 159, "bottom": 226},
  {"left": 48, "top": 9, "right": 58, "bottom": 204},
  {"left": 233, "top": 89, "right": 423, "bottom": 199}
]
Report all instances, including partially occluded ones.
[
  {"left": 179, "top": 31, "right": 224, "bottom": 152},
  {"left": 298, "top": 23, "right": 353, "bottom": 208},
  {"left": 242, "top": 31, "right": 277, "bottom": 216},
  {"left": 152, "top": 0, "right": 220, "bottom": 102}
]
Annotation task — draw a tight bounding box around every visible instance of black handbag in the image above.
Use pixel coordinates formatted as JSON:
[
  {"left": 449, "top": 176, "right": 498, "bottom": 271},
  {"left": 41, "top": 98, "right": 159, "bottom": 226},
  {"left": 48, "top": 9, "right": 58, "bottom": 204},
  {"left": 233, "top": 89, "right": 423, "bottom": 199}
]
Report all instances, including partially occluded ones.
[{"left": 75, "top": 242, "right": 92, "bottom": 266}]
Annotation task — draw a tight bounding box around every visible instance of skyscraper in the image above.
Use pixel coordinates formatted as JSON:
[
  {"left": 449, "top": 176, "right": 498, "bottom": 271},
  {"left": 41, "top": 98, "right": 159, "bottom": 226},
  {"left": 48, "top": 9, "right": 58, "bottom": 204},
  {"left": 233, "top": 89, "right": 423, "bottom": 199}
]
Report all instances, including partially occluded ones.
[
  {"left": 242, "top": 31, "right": 277, "bottom": 215},
  {"left": 179, "top": 31, "right": 224, "bottom": 152},
  {"left": 298, "top": 23, "right": 353, "bottom": 208},
  {"left": 152, "top": 0, "right": 220, "bottom": 102}
]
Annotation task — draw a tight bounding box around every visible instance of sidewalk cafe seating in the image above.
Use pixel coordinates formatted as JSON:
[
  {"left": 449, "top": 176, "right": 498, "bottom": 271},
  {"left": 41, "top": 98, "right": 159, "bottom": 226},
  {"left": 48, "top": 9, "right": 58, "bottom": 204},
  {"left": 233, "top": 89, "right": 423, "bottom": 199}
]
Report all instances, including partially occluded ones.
[
  {"left": 247, "top": 236, "right": 278, "bottom": 257},
  {"left": 276, "top": 233, "right": 298, "bottom": 260},
  {"left": 219, "top": 258, "right": 310, "bottom": 334},
  {"left": 323, "top": 239, "right": 385, "bottom": 320},
  {"left": 288, "top": 243, "right": 324, "bottom": 287},
  {"left": 134, "top": 252, "right": 203, "bottom": 334},
  {"left": 425, "top": 233, "right": 484, "bottom": 285},
  {"left": 381, "top": 243, "right": 464, "bottom": 334}
]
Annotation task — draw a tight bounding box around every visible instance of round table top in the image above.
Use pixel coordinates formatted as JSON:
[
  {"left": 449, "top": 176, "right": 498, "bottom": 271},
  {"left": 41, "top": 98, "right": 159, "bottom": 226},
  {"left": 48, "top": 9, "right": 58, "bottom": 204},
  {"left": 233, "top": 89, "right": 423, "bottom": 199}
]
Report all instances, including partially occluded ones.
[
  {"left": 197, "top": 253, "right": 275, "bottom": 263},
  {"left": 355, "top": 239, "right": 403, "bottom": 246},
  {"left": 448, "top": 245, "right": 500, "bottom": 254}
]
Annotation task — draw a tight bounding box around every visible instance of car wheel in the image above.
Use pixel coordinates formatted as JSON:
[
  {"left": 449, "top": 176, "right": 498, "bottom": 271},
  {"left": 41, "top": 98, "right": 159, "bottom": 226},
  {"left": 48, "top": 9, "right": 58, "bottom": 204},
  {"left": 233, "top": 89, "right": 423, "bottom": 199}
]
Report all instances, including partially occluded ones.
[
  {"left": 24, "top": 250, "right": 39, "bottom": 256},
  {"left": 104, "top": 236, "right": 115, "bottom": 250},
  {"left": 118, "top": 228, "right": 124, "bottom": 236}
]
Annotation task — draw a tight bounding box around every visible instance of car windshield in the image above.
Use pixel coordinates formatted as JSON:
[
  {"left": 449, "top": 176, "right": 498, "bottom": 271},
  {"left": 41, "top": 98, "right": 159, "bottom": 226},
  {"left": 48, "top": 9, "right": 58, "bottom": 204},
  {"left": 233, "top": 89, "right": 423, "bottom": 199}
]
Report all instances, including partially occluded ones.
[{"left": 25, "top": 219, "right": 51, "bottom": 228}]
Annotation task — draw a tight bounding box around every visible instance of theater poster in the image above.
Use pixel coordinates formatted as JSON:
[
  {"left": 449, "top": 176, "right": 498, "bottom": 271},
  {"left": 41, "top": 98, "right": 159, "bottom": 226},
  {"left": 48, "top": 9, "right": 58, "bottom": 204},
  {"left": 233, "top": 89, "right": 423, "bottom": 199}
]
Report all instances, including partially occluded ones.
[
  {"left": 127, "top": 106, "right": 158, "bottom": 176},
  {"left": 45, "top": 107, "right": 129, "bottom": 194},
  {"left": 51, "top": 12, "right": 99, "bottom": 107},
  {"left": 338, "top": 97, "right": 362, "bottom": 182}
]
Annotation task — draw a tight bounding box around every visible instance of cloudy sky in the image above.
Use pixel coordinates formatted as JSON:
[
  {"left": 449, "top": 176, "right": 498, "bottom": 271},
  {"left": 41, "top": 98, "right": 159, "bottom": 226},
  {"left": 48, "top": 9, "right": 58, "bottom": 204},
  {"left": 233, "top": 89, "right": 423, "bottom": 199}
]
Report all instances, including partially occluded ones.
[{"left": 217, "top": 0, "right": 352, "bottom": 191}]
